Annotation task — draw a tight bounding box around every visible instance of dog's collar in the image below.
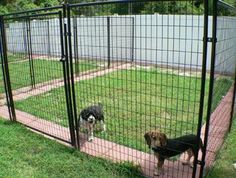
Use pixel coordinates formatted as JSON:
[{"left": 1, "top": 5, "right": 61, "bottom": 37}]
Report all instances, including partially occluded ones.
[
  {"left": 151, "top": 146, "right": 166, "bottom": 152},
  {"left": 151, "top": 146, "right": 161, "bottom": 150}
]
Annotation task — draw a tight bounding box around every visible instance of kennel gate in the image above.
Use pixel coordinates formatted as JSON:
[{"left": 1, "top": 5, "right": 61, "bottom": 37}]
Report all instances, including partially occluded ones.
[{"left": 0, "top": 7, "right": 77, "bottom": 146}]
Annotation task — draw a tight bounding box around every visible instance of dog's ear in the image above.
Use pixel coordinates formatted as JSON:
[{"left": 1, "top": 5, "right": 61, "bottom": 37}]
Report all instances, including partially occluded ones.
[
  {"left": 159, "top": 133, "right": 167, "bottom": 146},
  {"left": 144, "top": 132, "right": 151, "bottom": 148}
]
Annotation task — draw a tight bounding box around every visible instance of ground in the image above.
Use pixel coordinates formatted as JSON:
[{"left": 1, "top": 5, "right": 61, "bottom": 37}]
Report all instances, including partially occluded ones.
[
  {"left": 13, "top": 66, "right": 233, "bottom": 153},
  {"left": 0, "top": 53, "right": 234, "bottom": 162},
  {"left": 206, "top": 117, "right": 236, "bottom": 178},
  {"left": 0, "top": 118, "right": 143, "bottom": 178},
  {"left": 0, "top": 53, "right": 235, "bottom": 178}
]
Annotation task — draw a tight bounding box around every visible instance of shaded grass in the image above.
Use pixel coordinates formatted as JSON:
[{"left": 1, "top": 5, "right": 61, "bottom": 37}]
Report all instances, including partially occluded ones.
[
  {"left": 0, "top": 53, "right": 26, "bottom": 63},
  {"left": 0, "top": 56, "right": 99, "bottom": 93},
  {"left": 0, "top": 118, "right": 143, "bottom": 178},
  {"left": 206, "top": 117, "right": 236, "bottom": 178},
  {"left": 14, "top": 67, "right": 232, "bottom": 152},
  {"left": 211, "top": 77, "right": 233, "bottom": 112}
]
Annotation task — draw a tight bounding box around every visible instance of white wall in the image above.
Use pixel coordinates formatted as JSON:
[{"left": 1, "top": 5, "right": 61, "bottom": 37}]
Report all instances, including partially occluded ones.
[{"left": 5, "top": 14, "right": 235, "bottom": 73}]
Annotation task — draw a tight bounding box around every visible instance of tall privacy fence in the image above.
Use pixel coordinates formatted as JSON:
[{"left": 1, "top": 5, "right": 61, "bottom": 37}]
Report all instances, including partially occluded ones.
[
  {"left": 0, "top": 1, "right": 236, "bottom": 178},
  {"left": 8, "top": 14, "right": 233, "bottom": 73}
]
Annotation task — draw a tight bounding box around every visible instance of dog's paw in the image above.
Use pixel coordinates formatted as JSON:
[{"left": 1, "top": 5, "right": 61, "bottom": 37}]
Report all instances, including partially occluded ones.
[
  {"left": 182, "top": 161, "right": 193, "bottom": 168},
  {"left": 88, "top": 136, "right": 94, "bottom": 142},
  {"left": 154, "top": 171, "right": 163, "bottom": 176},
  {"left": 154, "top": 170, "right": 163, "bottom": 176},
  {"left": 154, "top": 171, "right": 160, "bottom": 176},
  {"left": 182, "top": 161, "right": 190, "bottom": 165}
]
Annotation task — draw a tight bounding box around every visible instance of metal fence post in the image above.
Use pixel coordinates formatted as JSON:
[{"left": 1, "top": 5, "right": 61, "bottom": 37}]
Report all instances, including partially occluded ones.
[
  {"left": 107, "top": 16, "right": 111, "bottom": 68},
  {"left": 62, "top": 3, "right": 76, "bottom": 147},
  {"left": 131, "top": 17, "right": 134, "bottom": 62},
  {"left": 229, "top": 68, "right": 236, "bottom": 132},
  {"left": 199, "top": 0, "right": 218, "bottom": 177},
  {"left": 23, "top": 21, "right": 28, "bottom": 55},
  {"left": 26, "top": 19, "right": 35, "bottom": 88},
  {"left": 0, "top": 16, "right": 16, "bottom": 122},
  {"left": 47, "top": 20, "right": 51, "bottom": 56},
  {"left": 192, "top": 0, "right": 210, "bottom": 177},
  {"left": 0, "top": 16, "right": 12, "bottom": 121},
  {"left": 67, "top": 4, "right": 79, "bottom": 149},
  {"left": 73, "top": 17, "right": 79, "bottom": 76}
]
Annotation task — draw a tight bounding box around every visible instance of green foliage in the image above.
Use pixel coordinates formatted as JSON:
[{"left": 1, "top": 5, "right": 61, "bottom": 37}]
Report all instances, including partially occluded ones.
[
  {"left": 142, "top": 1, "right": 204, "bottom": 15},
  {"left": 1, "top": 0, "right": 236, "bottom": 16},
  {"left": 0, "top": 0, "right": 15, "bottom": 6},
  {"left": 6, "top": 0, "right": 38, "bottom": 12},
  {"left": 0, "top": 5, "right": 9, "bottom": 14},
  {"left": 0, "top": 0, "right": 204, "bottom": 16},
  {"left": 35, "top": 0, "right": 62, "bottom": 7},
  {"left": 218, "top": 0, "right": 236, "bottom": 16},
  {"left": 0, "top": 0, "right": 63, "bottom": 14},
  {"left": 1, "top": 0, "right": 235, "bottom": 16}
]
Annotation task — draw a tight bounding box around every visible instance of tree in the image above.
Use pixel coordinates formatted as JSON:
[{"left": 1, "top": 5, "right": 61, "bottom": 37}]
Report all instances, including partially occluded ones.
[
  {"left": 143, "top": 1, "right": 203, "bottom": 15},
  {"left": 0, "top": 5, "right": 9, "bottom": 14},
  {"left": 5, "top": 0, "right": 38, "bottom": 12},
  {"left": 34, "top": 0, "right": 62, "bottom": 7},
  {"left": 0, "top": 0, "right": 15, "bottom": 6}
]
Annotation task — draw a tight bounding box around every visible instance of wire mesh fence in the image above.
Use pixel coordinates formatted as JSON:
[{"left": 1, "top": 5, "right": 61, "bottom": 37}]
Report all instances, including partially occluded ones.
[
  {"left": 0, "top": 0, "right": 235, "bottom": 178},
  {"left": 202, "top": 1, "right": 236, "bottom": 177},
  {"left": 0, "top": 10, "right": 77, "bottom": 144}
]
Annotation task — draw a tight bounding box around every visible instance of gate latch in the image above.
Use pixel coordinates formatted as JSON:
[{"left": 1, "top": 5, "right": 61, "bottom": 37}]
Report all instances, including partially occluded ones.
[
  {"left": 206, "top": 37, "right": 217, "bottom": 43},
  {"left": 197, "top": 160, "right": 205, "bottom": 166}
]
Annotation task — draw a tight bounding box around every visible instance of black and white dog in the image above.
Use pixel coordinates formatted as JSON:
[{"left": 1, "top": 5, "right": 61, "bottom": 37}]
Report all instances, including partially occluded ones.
[{"left": 79, "top": 103, "right": 106, "bottom": 142}]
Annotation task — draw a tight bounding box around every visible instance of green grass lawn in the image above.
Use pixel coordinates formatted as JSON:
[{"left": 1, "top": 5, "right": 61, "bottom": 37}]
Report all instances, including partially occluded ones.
[
  {"left": 206, "top": 118, "right": 236, "bottom": 178},
  {"left": 0, "top": 118, "right": 143, "bottom": 178},
  {"left": 0, "top": 53, "right": 27, "bottom": 63},
  {"left": 0, "top": 54, "right": 100, "bottom": 93},
  {"left": 14, "top": 67, "right": 233, "bottom": 152}
]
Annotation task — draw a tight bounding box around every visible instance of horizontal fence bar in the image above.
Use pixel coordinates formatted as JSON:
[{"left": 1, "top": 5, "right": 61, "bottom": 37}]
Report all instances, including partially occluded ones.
[
  {"left": 4, "top": 11, "right": 60, "bottom": 21},
  {"left": 69, "top": 0, "right": 201, "bottom": 7},
  {"left": 1, "top": 5, "right": 62, "bottom": 17},
  {"left": 218, "top": 0, "right": 236, "bottom": 11},
  {"left": 24, "top": 124, "right": 71, "bottom": 144}
]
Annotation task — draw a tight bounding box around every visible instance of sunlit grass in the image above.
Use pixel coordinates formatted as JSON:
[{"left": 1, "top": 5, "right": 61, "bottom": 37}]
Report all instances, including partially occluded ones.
[
  {"left": 15, "top": 67, "right": 232, "bottom": 152},
  {"left": 0, "top": 54, "right": 99, "bottom": 93}
]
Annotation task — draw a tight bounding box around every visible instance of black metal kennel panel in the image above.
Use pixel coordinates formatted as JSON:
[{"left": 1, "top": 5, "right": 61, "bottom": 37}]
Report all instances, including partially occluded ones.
[
  {"left": 0, "top": 18, "right": 16, "bottom": 122},
  {"left": 200, "top": 1, "right": 236, "bottom": 177},
  {"left": 68, "top": 0, "right": 207, "bottom": 177},
  {"left": 1, "top": 1, "right": 235, "bottom": 178},
  {"left": 1, "top": 8, "right": 76, "bottom": 146}
]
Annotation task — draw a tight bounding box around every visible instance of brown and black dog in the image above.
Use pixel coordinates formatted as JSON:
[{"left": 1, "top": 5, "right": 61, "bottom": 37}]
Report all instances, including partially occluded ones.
[{"left": 144, "top": 131, "right": 203, "bottom": 176}]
